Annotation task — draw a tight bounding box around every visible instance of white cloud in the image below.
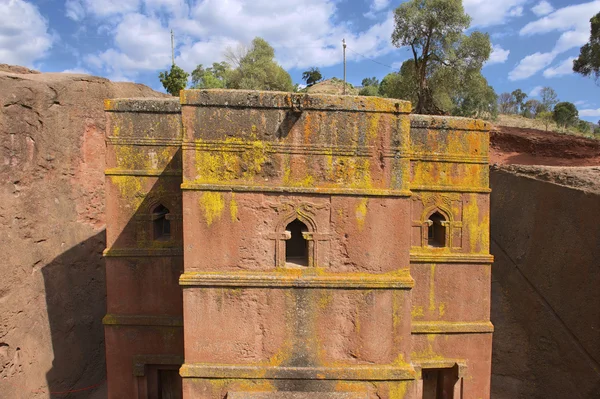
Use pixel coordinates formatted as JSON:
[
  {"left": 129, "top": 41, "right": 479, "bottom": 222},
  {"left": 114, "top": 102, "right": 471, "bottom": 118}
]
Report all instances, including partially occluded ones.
[
  {"left": 554, "top": 29, "right": 589, "bottom": 53},
  {"left": 486, "top": 44, "right": 510, "bottom": 66},
  {"left": 529, "top": 86, "right": 543, "bottom": 97},
  {"left": 84, "top": 13, "right": 171, "bottom": 77},
  {"left": 61, "top": 68, "right": 90, "bottom": 74},
  {"left": 509, "top": 51, "right": 556, "bottom": 81},
  {"left": 520, "top": 1, "right": 600, "bottom": 35},
  {"left": 509, "top": 6, "right": 524, "bottom": 17},
  {"left": 463, "top": 0, "right": 527, "bottom": 27},
  {"left": 172, "top": 1, "right": 396, "bottom": 70},
  {"left": 365, "top": 0, "right": 391, "bottom": 18},
  {"left": 509, "top": 1, "right": 599, "bottom": 80},
  {"left": 580, "top": 108, "right": 600, "bottom": 117},
  {"left": 0, "top": 0, "right": 53, "bottom": 67},
  {"left": 72, "top": 0, "right": 395, "bottom": 78},
  {"left": 65, "top": 0, "right": 141, "bottom": 20},
  {"left": 543, "top": 57, "right": 576, "bottom": 78},
  {"left": 531, "top": 1, "right": 554, "bottom": 16}
]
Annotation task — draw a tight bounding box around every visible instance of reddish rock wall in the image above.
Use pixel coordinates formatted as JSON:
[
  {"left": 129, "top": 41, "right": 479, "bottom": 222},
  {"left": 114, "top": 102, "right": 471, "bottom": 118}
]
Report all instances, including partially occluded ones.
[
  {"left": 0, "top": 67, "right": 167, "bottom": 398},
  {"left": 490, "top": 165, "right": 600, "bottom": 399}
]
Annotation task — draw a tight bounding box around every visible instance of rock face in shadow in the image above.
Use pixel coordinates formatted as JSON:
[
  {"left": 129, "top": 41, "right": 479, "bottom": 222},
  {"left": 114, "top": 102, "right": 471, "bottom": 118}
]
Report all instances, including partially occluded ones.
[
  {"left": 490, "top": 165, "right": 600, "bottom": 399},
  {"left": 0, "top": 66, "right": 168, "bottom": 398}
]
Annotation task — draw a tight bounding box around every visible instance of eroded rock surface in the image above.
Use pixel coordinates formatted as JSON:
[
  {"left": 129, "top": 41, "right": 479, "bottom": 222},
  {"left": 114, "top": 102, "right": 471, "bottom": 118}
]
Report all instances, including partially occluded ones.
[{"left": 0, "top": 66, "right": 167, "bottom": 398}]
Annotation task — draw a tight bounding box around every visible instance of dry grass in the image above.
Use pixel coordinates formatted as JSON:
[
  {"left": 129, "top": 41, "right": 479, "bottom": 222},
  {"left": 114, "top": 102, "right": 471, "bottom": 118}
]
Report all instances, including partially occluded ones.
[
  {"left": 494, "top": 114, "right": 599, "bottom": 140},
  {"left": 305, "top": 78, "right": 359, "bottom": 96}
]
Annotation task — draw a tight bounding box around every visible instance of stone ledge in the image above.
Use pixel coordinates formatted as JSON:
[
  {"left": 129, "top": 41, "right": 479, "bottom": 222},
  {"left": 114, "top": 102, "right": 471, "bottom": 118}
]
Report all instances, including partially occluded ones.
[
  {"left": 179, "top": 271, "right": 414, "bottom": 289},
  {"left": 409, "top": 253, "right": 494, "bottom": 264},
  {"left": 180, "top": 183, "right": 413, "bottom": 197},
  {"left": 180, "top": 364, "right": 416, "bottom": 381},
  {"left": 410, "top": 114, "right": 491, "bottom": 132},
  {"left": 409, "top": 185, "right": 491, "bottom": 193},
  {"left": 180, "top": 89, "right": 412, "bottom": 114},
  {"left": 411, "top": 321, "right": 494, "bottom": 334},
  {"left": 227, "top": 392, "right": 367, "bottom": 399},
  {"left": 103, "top": 247, "right": 183, "bottom": 257},
  {"left": 104, "top": 97, "right": 181, "bottom": 113},
  {"left": 103, "top": 313, "right": 183, "bottom": 327},
  {"left": 105, "top": 168, "right": 182, "bottom": 177}
]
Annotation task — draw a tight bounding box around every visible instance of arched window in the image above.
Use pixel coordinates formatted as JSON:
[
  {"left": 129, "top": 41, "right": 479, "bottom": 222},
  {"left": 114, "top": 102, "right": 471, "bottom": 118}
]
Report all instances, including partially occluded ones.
[
  {"left": 427, "top": 212, "right": 446, "bottom": 247},
  {"left": 152, "top": 205, "right": 171, "bottom": 241},
  {"left": 285, "top": 219, "right": 308, "bottom": 266}
]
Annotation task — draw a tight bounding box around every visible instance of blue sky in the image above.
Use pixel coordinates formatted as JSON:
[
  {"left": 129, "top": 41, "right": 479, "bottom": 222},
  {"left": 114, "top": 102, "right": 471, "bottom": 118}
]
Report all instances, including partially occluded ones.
[{"left": 1, "top": 0, "right": 600, "bottom": 121}]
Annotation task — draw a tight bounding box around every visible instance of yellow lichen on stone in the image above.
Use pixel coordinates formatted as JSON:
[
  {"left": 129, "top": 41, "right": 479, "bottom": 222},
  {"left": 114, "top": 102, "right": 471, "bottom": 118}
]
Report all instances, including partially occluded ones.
[
  {"left": 355, "top": 198, "right": 368, "bottom": 230},
  {"left": 388, "top": 381, "right": 408, "bottom": 399},
  {"left": 199, "top": 192, "right": 225, "bottom": 226},
  {"left": 229, "top": 193, "right": 238, "bottom": 222},
  {"left": 109, "top": 176, "right": 143, "bottom": 209},
  {"left": 411, "top": 306, "right": 424, "bottom": 319},
  {"left": 428, "top": 264, "right": 436, "bottom": 312}
]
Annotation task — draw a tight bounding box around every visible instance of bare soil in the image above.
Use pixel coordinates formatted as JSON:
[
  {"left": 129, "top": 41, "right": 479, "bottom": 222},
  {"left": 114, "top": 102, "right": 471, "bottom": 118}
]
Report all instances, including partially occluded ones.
[{"left": 490, "top": 125, "right": 600, "bottom": 166}]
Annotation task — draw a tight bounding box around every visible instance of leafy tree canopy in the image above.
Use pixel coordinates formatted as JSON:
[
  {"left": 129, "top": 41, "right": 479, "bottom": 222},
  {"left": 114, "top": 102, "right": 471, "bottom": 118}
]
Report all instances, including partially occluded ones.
[
  {"left": 379, "top": 58, "right": 496, "bottom": 119},
  {"left": 361, "top": 77, "right": 380, "bottom": 87},
  {"left": 159, "top": 64, "right": 189, "bottom": 96},
  {"left": 191, "top": 62, "right": 231, "bottom": 89},
  {"left": 511, "top": 89, "right": 527, "bottom": 113},
  {"left": 302, "top": 67, "right": 323, "bottom": 86},
  {"left": 553, "top": 102, "right": 579, "bottom": 128},
  {"left": 226, "top": 37, "right": 294, "bottom": 92},
  {"left": 540, "top": 87, "right": 558, "bottom": 112},
  {"left": 359, "top": 85, "right": 380, "bottom": 96},
  {"left": 391, "top": 0, "right": 491, "bottom": 114},
  {"left": 573, "top": 12, "right": 600, "bottom": 83}
]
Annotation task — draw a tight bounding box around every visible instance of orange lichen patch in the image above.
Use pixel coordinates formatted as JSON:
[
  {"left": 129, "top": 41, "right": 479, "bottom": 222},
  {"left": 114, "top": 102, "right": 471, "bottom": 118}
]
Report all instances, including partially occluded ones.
[{"left": 463, "top": 194, "right": 490, "bottom": 253}]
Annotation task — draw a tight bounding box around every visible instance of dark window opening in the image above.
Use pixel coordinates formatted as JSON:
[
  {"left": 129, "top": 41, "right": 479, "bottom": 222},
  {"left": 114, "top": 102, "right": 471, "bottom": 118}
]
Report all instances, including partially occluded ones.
[
  {"left": 422, "top": 367, "right": 457, "bottom": 399},
  {"left": 285, "top": 219, "right": 308, "bottom": 267},
  {"left": 427, "top": 212, "right": 447, "bottom": 247},
  {"left": 157, "top": 369, "right": 182, "bottom": 399},
  {"left": 153, "top": 205, "right": 171, "bottom": 241}
]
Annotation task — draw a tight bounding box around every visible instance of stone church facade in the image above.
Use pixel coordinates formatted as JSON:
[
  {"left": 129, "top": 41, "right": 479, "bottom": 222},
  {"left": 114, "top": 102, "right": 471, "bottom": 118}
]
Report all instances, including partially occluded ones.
[{"left": 103, "top": 90, "right": 493, "bottom": 398}]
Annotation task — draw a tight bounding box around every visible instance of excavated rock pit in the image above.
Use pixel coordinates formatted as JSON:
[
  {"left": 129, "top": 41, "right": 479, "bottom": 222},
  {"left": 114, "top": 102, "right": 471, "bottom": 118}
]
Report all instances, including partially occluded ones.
[{"left": 1, "top": 65, "right": 599, "bottom": 398}]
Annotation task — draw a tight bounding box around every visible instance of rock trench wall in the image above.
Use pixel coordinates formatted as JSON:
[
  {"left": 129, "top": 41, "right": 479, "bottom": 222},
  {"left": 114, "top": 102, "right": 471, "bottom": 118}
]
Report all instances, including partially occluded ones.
[
  {"left": 490, "top": 166, "right": 600, "bottom": 399},
  {"left": 0, "top": 67, "right": 166, "bottom": 398}
]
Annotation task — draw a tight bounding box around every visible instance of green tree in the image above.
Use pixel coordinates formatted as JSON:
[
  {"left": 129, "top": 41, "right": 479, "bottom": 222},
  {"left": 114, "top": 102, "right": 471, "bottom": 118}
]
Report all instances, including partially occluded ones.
[
  {"left": 537, "top": 111, "right": 553, "bottom": 132},
  {"left": 361, "top": 77, "right": 380, "bottom": 87},
  {"left": 451, "top": 70, "right": 498, "bottom": 119},
  {"left": 573, "top": 12, "right": 600, "bottom": 83},
  {"left": 522, "top": 99, "right": 542, "bottom": 118},
  {"left": 191, "top": 62, "right": 231, "bottom": 89},
  {"left": 553, "top": 102, "right": 579, "bottom": 129},
  {"left": 498, "top": 92, "right": 516, "bottom": 114},
  {"left": 391, "top": 0, "right": 490, "bottom": 114},
  {"left": 302, "top": 67, "right": 323, "bottom": 86},
  {"left": 540, "top": 87, "right": 558, "bottom": 112},
  {"left": 159, "top": 64, "right": 189, "bottom": 96},
  {"left": 577, "top": 119, "right": 592, "bottom": 133},
  {"left": 379, "top": 60, "right": 419, "bottom": 102},
  {"left": 359, "top": 85, "right": 380, "bottom": 96},
  {"left": 511, "top": 89, "right": 527, "bottom": 114},
  {"left": 226, "top": 37, "right": 294, "bottom": 92}
]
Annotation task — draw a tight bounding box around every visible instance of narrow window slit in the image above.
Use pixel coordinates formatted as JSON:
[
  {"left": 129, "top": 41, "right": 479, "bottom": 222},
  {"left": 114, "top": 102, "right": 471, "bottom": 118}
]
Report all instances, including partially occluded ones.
[
  {"left": 152, "top": 205, "right": 171, "bottom": 241},
  {"left": 285, "top": 219, "right": 308, "bottom": 267}
]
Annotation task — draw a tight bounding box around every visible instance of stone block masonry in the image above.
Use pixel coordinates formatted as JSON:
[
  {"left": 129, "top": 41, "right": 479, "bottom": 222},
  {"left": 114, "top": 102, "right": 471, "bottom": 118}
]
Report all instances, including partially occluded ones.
[{"left": 104, "top": 90, "right": 492, "bottom": 399}]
